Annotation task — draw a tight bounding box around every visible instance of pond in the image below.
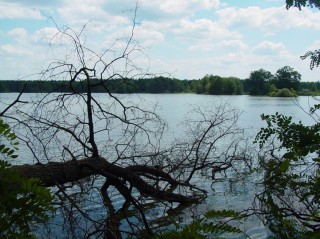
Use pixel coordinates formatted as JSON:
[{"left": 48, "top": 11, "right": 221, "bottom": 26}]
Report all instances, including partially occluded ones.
[{"left": 0, "top": 93, "right": 318, "bottom": 238}]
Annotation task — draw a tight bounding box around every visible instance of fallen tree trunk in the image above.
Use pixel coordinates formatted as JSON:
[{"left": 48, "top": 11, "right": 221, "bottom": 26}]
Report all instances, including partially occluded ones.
[{"left": 11, "top": 157, "right": 201, "bottom": 204}]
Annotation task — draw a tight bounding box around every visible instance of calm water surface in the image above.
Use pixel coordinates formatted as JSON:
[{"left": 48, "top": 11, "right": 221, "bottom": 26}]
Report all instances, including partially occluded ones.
[
  {"left": 1, "top": 93, "right": 318, "bottom": 238},
  {"left": 1, "top": 93, "right": 317, "bottom": 137}
]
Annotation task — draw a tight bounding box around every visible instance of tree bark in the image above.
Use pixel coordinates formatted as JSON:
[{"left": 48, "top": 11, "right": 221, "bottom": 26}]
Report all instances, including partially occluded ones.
[{"left": 11, "top": 157, "right": 200, "bottom": 204}]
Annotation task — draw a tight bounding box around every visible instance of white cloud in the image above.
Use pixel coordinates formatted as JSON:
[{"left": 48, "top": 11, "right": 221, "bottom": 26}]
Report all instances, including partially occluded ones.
[
  {"left": 32, "top": 27, "right": 61, "bottom": 44},
  {"left": 216, "top": 6, "right": 320, "bottom": 33},
  {"left": 0, "top": 44, "right": 33, "bottom": 56},
  {"left": 0, "top": 2, "right": 43, "bottom": 19},
  {"left": 134, "top": 27, "right": 164, "bottom": 46},
  {"left": 158, "top": 18, "right": 242, "bottom": 52},
  {"left": 306, "top": 40, "right": 320, "bottom": 51},
  {"left": 188, "top": 41, "right": 215, "bottom": 51},
  {"left": 7, "top": 28, "right": 28, "bottom": 44},
  {"left": 188, "top": 39, "right": 247, "bottom": 51},
  {"left": 143, "top": 0, "right": 220, "bottom": 14},
  {"left": 217, "top": 39, "right": 248, "bottom": 50},
  {"left": 0, "top": 0, "right": 319, "bottom": 82},
  {"left": 252, "top": 41, "right": 288, "bottom": 56},
  {"left": 148, "top": 39, "right": 296, "bottom": 80},
  {"left": 0, "top": 0, "right": 63, "bottom": 7},
  {"left": 172, "top": 18, "right": 240, "bottom": 41},
  {"left": 99, "top": 23, "right": 164, "bottom": 52},
  {"left": 56, "top": 0, "right": 129, "bottom": 29}
]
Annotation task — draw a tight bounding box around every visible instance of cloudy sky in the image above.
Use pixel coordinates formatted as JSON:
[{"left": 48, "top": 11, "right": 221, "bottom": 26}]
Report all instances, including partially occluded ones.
[{"left": 1, "top": 0, "right": 320, "bottom": 81}]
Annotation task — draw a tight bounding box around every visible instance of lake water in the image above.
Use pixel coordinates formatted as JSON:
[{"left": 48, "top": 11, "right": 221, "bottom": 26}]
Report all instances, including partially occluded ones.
[
  {"left": 148, "top": 94, "right": 317, "bottom": 129},
  {"left": 0, "top": 93, "right": 318, "bottom": 238},
  {"left": 141, "top": 94, "right": 317, "bottom": 239}
]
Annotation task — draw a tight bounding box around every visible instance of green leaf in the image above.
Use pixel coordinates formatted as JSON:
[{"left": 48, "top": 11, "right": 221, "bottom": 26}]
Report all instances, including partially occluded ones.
[
  {"left": 205, "top": 209, "right": 240, "bottom": 218},
  {"left": 280, "top": 159, "right": 290, "bottom": 172},
  {"left": 2, "top": 147, "right": 10, "bottom": 154},
  {"left": 7, "top": 149, "right": 14, "bottom": 156},
  {"left": 283, "top": 152, "right": 295, "bottom": 160}
]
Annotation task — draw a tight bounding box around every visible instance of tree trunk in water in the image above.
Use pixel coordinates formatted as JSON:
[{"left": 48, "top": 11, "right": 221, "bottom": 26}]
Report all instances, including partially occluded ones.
[{"left": 11, "top": 157, "right": 200, "bottom": 204}]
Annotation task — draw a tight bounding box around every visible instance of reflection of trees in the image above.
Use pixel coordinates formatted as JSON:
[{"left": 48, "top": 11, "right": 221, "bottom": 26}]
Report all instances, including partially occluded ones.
[{"left": 1, "top": 12, "right": 251, "bottom": 239}]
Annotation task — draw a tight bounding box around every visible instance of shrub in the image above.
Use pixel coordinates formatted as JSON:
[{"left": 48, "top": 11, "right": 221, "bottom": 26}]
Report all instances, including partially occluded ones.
[{"left": 0, "top": 119, "right": 54, "bottom": 239}]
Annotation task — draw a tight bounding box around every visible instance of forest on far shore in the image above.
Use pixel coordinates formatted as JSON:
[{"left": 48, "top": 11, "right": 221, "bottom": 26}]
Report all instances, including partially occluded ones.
[{"left": 1, "top": 66, "right": 319, "bottom": 96}]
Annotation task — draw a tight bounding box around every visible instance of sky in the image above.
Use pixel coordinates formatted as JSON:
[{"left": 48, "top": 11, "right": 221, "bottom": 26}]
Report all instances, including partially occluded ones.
[{"left": 0, "top": 0, "right": 320, "bottom": 82}]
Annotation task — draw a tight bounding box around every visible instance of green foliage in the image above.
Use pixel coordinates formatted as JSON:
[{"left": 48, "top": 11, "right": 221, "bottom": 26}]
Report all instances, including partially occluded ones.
[
  {"left": 286, "top": 1, "right": 320, "bottom": 71},
  {"left": 254, "top": 107, "right": 320, "bottom": 238},
  {"left": 0, "top": 75, "right": 243, "bottom": 95},
  {"left": 2, "top": 75, "right": 320, "bottom": 96},
  {"left": 286, "top": 0, "right": 320, "bottom": 10},
  {"left": 274, "top": 66, "right": 301, "bottom": 91},
  {"left": 301, "top": 49, "right": 320, "bottom": 70},
  {"left": 255, "top": 112, "right": 320, "bottom": 157},
  {"left": 243, "top": 67, "right": 304, "bottom": 96},
  {"left": 0, "top": 119, "right": 54, "bottom": 239},
  {"left": 0, "top": 161, "right": 54, "bottom": 239},
  {"left": 298, "top": 88, "right": 320, "bottom": 96},
  {"left": 247, "top": 68, "right": 273, "bottom": 95},
  {"left": 154, "top": 209, "right": 244, "bottom": 239},
  {"left": 200, "top": 75, "right": 243, "bottom": 95},
  {"left": 0, "top": 119, "right": 19, "bottom": 159},
  {"left": 268, "top": 88, "right": 297, "bottom": 97}
]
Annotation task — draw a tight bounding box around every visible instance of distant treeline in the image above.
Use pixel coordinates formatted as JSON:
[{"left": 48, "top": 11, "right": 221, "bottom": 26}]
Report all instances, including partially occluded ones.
[
  {"left": 0, "top": 74, "right": 319, "bottom": 96},
  {"left": 0, "top": 76, "right": 244, "bottom": 95}
]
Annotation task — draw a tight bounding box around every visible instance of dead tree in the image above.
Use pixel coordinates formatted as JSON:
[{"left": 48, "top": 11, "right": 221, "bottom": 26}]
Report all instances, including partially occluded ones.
[{"left": 1, "top": 13, "right": 251, "bottom": 239}]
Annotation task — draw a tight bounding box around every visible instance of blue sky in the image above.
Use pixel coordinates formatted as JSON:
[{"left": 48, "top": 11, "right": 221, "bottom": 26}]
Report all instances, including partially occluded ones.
[{"left": 0, "top": 0, "right": 320, "bottom": 81}]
